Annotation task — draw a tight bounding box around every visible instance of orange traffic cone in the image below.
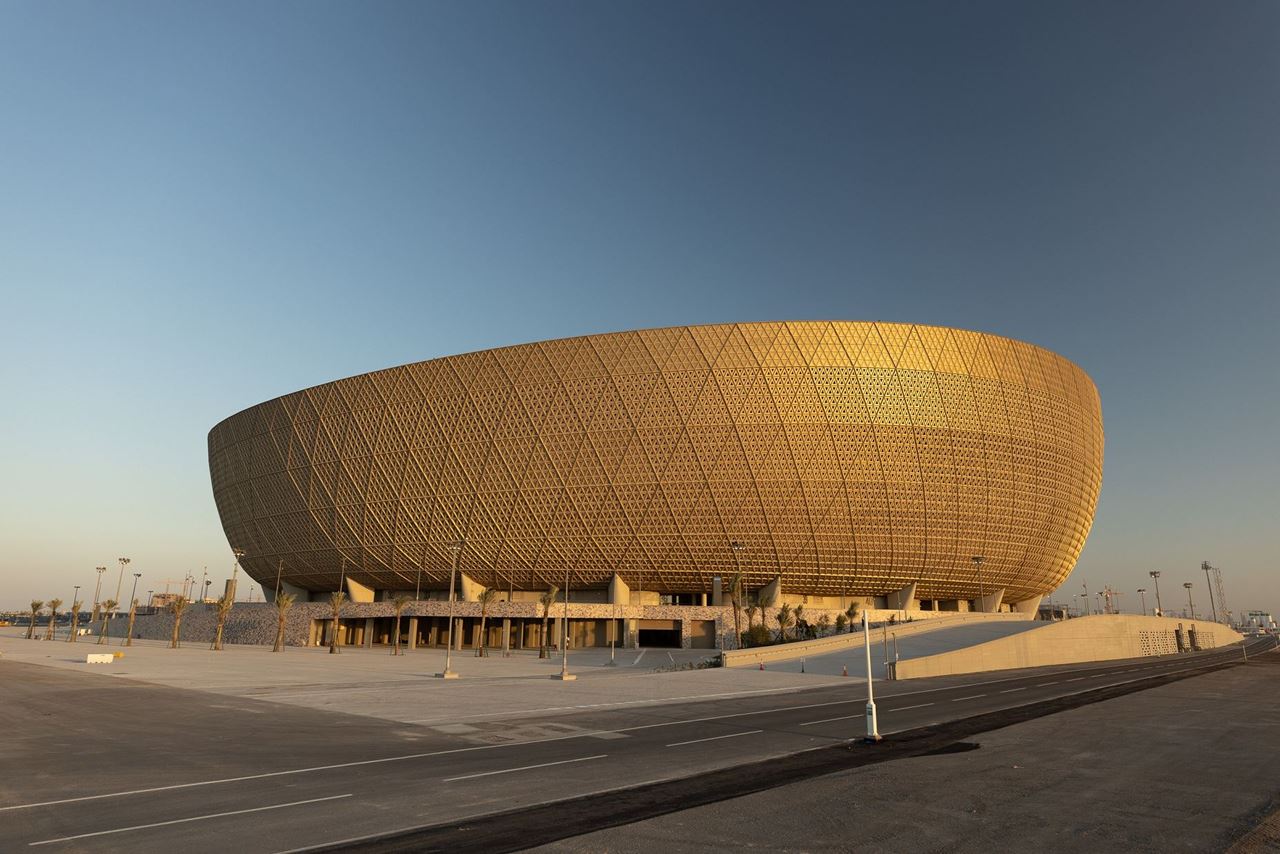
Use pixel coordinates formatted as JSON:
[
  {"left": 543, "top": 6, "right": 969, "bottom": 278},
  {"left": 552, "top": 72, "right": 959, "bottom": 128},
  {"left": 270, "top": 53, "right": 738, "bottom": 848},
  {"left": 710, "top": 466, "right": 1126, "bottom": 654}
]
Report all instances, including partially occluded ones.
[
  {"left": 842, "top": 665, "right": 848, "bottom": 677},
  {"left": 759, "top": 661, "right": 765, "bottom": 671}
]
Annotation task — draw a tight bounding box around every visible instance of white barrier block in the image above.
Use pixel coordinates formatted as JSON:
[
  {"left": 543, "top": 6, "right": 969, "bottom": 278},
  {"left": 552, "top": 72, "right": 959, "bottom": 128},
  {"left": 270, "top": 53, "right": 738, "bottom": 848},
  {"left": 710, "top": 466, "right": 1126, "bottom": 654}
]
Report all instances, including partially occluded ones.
[{"left": 86, "top": 654, "right": 113, "bottom": 664}]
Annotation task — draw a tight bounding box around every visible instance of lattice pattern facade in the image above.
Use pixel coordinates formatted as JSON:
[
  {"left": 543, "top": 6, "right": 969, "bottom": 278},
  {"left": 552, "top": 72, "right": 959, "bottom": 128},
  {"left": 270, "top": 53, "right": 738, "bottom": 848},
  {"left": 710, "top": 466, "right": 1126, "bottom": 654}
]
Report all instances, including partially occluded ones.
[{"left": 208, "top": 322, "right": 1103, "bottom": 602}]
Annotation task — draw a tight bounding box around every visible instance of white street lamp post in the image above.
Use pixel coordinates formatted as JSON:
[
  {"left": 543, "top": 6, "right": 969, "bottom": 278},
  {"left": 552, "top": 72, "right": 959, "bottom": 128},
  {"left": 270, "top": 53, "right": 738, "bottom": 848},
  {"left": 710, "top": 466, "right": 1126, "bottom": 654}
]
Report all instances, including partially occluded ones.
[
  {"left": 863, "top": 610, "right": 880, "bottom": 742},
  {"left": 437, "top": 540, "right": 463, "bottom": 679}
]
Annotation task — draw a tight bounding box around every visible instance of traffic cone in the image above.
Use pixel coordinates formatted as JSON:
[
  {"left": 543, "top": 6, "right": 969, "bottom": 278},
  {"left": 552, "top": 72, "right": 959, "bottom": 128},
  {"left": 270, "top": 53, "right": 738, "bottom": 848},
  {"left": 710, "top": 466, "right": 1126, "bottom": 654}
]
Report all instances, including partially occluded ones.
[
  {"left": 759, "top": 661, "right": 765, "bottom": 671},
  {"left": 842, "top": 665, "right": 848, "bottom": 677},
  {"left": 801, "top": 658, "right": 805, "bottom": 673}
]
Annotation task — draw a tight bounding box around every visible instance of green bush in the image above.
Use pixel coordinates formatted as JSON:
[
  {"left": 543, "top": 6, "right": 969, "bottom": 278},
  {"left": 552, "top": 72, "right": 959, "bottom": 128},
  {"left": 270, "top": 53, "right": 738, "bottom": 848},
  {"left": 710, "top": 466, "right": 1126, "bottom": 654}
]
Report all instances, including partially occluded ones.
[{"left": 740, "top": 624, "right": 775, "bottom": 648}]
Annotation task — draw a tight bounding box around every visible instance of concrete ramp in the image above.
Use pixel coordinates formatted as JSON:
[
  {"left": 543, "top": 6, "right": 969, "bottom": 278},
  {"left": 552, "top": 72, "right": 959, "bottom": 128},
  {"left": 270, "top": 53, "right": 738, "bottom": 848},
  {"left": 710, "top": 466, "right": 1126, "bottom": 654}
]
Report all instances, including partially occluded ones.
[
  {"left": 893, "top": 615, "right": 1244, "bottom": 680},
  {"left": 761, "top": 620, "right": 1043, "bottom": 678}
]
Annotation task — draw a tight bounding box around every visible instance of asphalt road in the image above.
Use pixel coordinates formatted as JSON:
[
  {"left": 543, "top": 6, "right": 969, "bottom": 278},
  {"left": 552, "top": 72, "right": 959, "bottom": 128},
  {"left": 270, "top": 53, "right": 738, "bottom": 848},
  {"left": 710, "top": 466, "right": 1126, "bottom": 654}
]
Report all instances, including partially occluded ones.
[{"left": 2, "top": 638, "right": 1272, "bottom": 853}]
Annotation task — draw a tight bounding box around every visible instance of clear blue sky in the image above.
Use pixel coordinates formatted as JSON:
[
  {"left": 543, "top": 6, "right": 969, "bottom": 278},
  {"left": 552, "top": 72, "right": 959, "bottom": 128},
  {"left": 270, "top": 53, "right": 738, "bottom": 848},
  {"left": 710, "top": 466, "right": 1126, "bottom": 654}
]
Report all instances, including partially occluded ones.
[{"left": 2, "top": 1, "right": 1276, "bottom": 616}]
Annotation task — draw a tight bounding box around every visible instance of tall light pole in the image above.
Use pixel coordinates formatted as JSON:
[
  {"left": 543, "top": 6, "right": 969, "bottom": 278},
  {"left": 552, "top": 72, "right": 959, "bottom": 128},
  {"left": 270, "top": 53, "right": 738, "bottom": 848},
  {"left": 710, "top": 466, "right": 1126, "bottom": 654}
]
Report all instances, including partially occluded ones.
[
  {"left": 730, "top": 540, "right": 745, "bottom": 649},
  {"left": 92, "top": 566, "right": 106, "bottom": 621},
  {"left": 971, "top": 555, "right": 985, "bottom": 611},
  {"left": 1149, "top": 571, "right": 1163, "bottom": 616},
  {"left": 1082, "top": 581, "right": 1090, "bottom": 616},
  {"left": 1137, "top": 588, "right": 1147, "bottom": 616},
  {"left": 1202, "top": 561, "right": 1219, "bottom": 623},
  {"left": 129, "top": 573, "right": 142, "bottom": 609},
  {"left": 231, "top": 548, "right": 245, "bottom": 602},
  {"left": 1184, "top": 582, "right": 1196, "bottom": 619},
  {"left": 862, "top": 610, "right": 880, "bottom": 742},
  {"left": 556, "top": 564, "right": 576, "bottom": 681},
  {"left": 113, "top": 558, "right": 130, "bottom": 617},
  {"left": 437, "top": 540, "right": 463, "bottom": 679}
]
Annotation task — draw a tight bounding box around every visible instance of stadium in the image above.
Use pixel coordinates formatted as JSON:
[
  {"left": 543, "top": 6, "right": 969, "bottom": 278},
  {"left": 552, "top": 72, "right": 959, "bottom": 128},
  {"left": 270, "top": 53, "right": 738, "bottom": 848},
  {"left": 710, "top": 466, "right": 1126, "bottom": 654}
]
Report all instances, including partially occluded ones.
[{"left": 208, "top": 321, "right": 1102, "bottom": 648}]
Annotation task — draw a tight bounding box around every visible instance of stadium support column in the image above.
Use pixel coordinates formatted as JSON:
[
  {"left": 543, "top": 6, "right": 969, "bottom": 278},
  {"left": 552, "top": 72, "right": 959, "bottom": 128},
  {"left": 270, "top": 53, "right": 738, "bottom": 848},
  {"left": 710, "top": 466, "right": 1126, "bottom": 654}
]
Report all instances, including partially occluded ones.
[
  {"left": 345, "top": 577, "right": 375, "bottom": 603},
  {"left": 608, "top": 573, "right": 630, "bottom": 604},
  {"left": 885, "top": 582, "right": 917, "bottom": 612},
  {"left": 760, "top": 575, "right": 782, "bottom": 605},
  {"left": 977, "top": 588, "right": 1006, "bottom": 613},
  {"left": 459, "top": 573, "right": 483, "bottom": 603},
  {"left": 408, "top": 617, "right": 418, "bottom": 650},
  {"left": 1012, "top": 594, "right": 1043, "bottom": 618}
]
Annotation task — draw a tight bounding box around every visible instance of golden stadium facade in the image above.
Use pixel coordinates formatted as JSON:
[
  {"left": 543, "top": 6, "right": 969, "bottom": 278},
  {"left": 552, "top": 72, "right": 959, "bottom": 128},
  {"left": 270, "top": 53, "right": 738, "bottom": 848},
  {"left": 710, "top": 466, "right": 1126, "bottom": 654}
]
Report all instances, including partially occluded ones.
[{"left": 208, "top": 322, "right": 1102, "bottom": 607}]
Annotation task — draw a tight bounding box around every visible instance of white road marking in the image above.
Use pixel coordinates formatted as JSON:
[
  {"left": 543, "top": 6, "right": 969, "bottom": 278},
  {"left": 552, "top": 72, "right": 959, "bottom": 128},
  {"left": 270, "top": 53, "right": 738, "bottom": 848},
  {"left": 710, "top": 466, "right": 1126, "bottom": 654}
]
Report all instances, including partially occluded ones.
[
  {"left": 999, "top": 687, "right": 1027, "bottom": 693},
  {"left": 666, "top": 730, "right": 763, "bottom": 747},
  {"left": 442, "top": 754, "right": 605, "bottom": 782},
  {"left": 28, "top": 795, "right": 351, "bottom": 846},
  {"left": 1064, "top": 677, "right": 1086, "bottom": 683},
  {"left": 633, "top": 649, "right": 647, "bottom": 665},
  {"left": 1037, "top": 681, "right": 1060, "bottom": 687},
  {"left": 1090, "top": 673, "right": 1107, "bottom": 678},
  {"left": 886, "top": 703, "right": 935, "bottom": 712},
  {"left": 799, "top": 713, "right": 865, "bottom": 726},
  {"left": 950, "top": 694, "right": 986, "bottom": 702}
]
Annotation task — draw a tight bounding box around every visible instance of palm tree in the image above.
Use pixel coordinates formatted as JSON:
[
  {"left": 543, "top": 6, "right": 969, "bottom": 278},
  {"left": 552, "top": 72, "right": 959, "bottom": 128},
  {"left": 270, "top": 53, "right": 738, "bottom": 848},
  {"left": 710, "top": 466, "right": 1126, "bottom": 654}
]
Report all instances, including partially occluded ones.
[
  {"left": 211, "top": 595, "right": 234, "bottom": 651},
  {"left": 845, "top": 602, "right": 859, "bottom": 633},
  {"left": 794, "top": 603, "right": 806, "bottom": 639},
  {"left": 328, "top": 591, "right": 346, "bottom": 654},
  {"left": 97, "top": 600, "right": 116, "bottom": 645},
  {"left": 44, "top": 599, "right": 63, "bottom": 641},
  {"left": 272, "top": 592, "right": 296, "bottom": 652},
  {"left": 124, "top": 598, "right": 139, "bottom": 646},
  {"left": 727, "top": 572, "right": 744, "bottom": 650},
  {"left": 67, "top": 600, "right": 83, "bottom": 642},
  {"left": 476, "top": 587, "right": 499, "bottom": 657},
  {"left": 745, "top": 604, "right": 758, "bottom": 630},
  {"left": 817, "top": 613, "right": 831, "bottom": 637},
  {"left": 390, "top": 594, "right": 413, "bottom": 655},
  {"left": 169, "top": 597, "right": 190, "bottom": 648},
  {"left": 776, "top": 603, "right": 793, "bottom": 642},
  {"left": 538, "top": 585, "right": 559, "bottom": 659},
  {"left": 757, "top": 587, "right": 776, "bottom": 632},
  {"left": 27, "top": 601, "right": 44, "bottom": 640}
]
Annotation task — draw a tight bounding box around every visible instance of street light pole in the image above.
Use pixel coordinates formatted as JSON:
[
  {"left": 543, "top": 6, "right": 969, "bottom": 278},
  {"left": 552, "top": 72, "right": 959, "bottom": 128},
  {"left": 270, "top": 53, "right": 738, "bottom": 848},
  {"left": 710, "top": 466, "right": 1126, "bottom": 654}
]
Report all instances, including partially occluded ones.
[
  {"left": 1149, "top": 571, "right": 1163, "bottom": 616},
  {"left": 92, "top": 567, "right": 106, "bottom": 622},
  {"left": 1082, "top": 581, "right": 1090, "bottom": 616},
  {"left": 113, "top": 558, "right": 130, "bottom": 617},
  {"left": 129, "top": 573, "right": 141, "bottom": 609},
  {"left": 862, "top": 610, "right": 880, "bottom": 742},
  {"left": 1137, "top": 588, "right": 1147, "bottom": 616},
  {"left": 231, "top": 548, "right": 245, "bottom": 601},
  {"left": 555, "top": 564, "right": 576, "bottom": 681},
  {"left": 1184, "top": 582, "right": 1196, "bottom": 620},
  {"left": 1202, "top": 561, "right": 1219, "bottom": 623},
  {"left": 437, "top": 540, "right": 463, "bottom": 679},
  {"left": 971, "top": 555, "right": 985, "bottom": 611}
]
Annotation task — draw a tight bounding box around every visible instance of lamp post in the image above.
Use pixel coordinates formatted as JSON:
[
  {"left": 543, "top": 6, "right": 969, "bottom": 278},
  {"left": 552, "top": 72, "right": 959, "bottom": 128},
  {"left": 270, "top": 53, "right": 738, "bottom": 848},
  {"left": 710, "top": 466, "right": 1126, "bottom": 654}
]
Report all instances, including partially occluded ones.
[
  {"left": 1184, "top": 582, "right": 1196, "bottom": 620},
  {"left": 129, "top": 573, "right": 141, "bottom": 609},
  {"left": 113, "top": 558, "right": 130, "bottom": 617},
  {"left": 1202, "top": 561, "right": 1219, "bottom": 623},
  {"left": 231, "top": 548, "right": 245, "bottom": 602},
  {"left": 971, "top": 555, "right": 985, "bottom": 611},
  {"left": 862, "top": 610, "right": 880, "bottom": 742},
  {"left": 730, "top": 540, "right": 745, "bottom": 649},
  {"left": 92, "top": 567, "right": 106, "bottom": 622},
  {"left": 1082, "top": 581, "right": 1090, "bottom": 616},
  {"left": 437, "top": 540, "right": 464, "bottom": 679},
  {"left": 1149, "top": 571, "right": 1163, "bottom": 616},
  {"left": 555, "top": 564, "right": 576, "bottom": 681},
  {"left": 1137, "top": 588, "right": 1147, "bottom": 616}
]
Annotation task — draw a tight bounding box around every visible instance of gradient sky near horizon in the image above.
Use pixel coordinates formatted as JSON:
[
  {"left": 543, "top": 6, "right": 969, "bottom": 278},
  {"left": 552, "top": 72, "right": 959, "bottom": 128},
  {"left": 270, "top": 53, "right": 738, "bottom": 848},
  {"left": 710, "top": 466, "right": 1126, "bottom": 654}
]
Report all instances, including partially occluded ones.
[{"left": 2, "top": 1, "right": 1276, "bottom": 616}]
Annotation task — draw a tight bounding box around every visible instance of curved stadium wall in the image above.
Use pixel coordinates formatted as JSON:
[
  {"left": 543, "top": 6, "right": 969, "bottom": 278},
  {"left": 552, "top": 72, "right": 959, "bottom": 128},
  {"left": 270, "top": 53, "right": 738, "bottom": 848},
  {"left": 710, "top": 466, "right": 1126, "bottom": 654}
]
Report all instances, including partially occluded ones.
[{"left": 208, "top": 321, "right": 1103, "bottom": 606}]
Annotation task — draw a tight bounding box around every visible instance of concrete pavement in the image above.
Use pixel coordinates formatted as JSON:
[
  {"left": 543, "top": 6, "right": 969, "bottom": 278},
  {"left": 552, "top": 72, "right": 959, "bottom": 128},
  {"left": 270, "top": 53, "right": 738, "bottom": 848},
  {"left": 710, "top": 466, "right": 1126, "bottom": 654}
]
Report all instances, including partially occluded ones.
[{"left": 1, "top": 638, "right": 1269, "bottom": 852}]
